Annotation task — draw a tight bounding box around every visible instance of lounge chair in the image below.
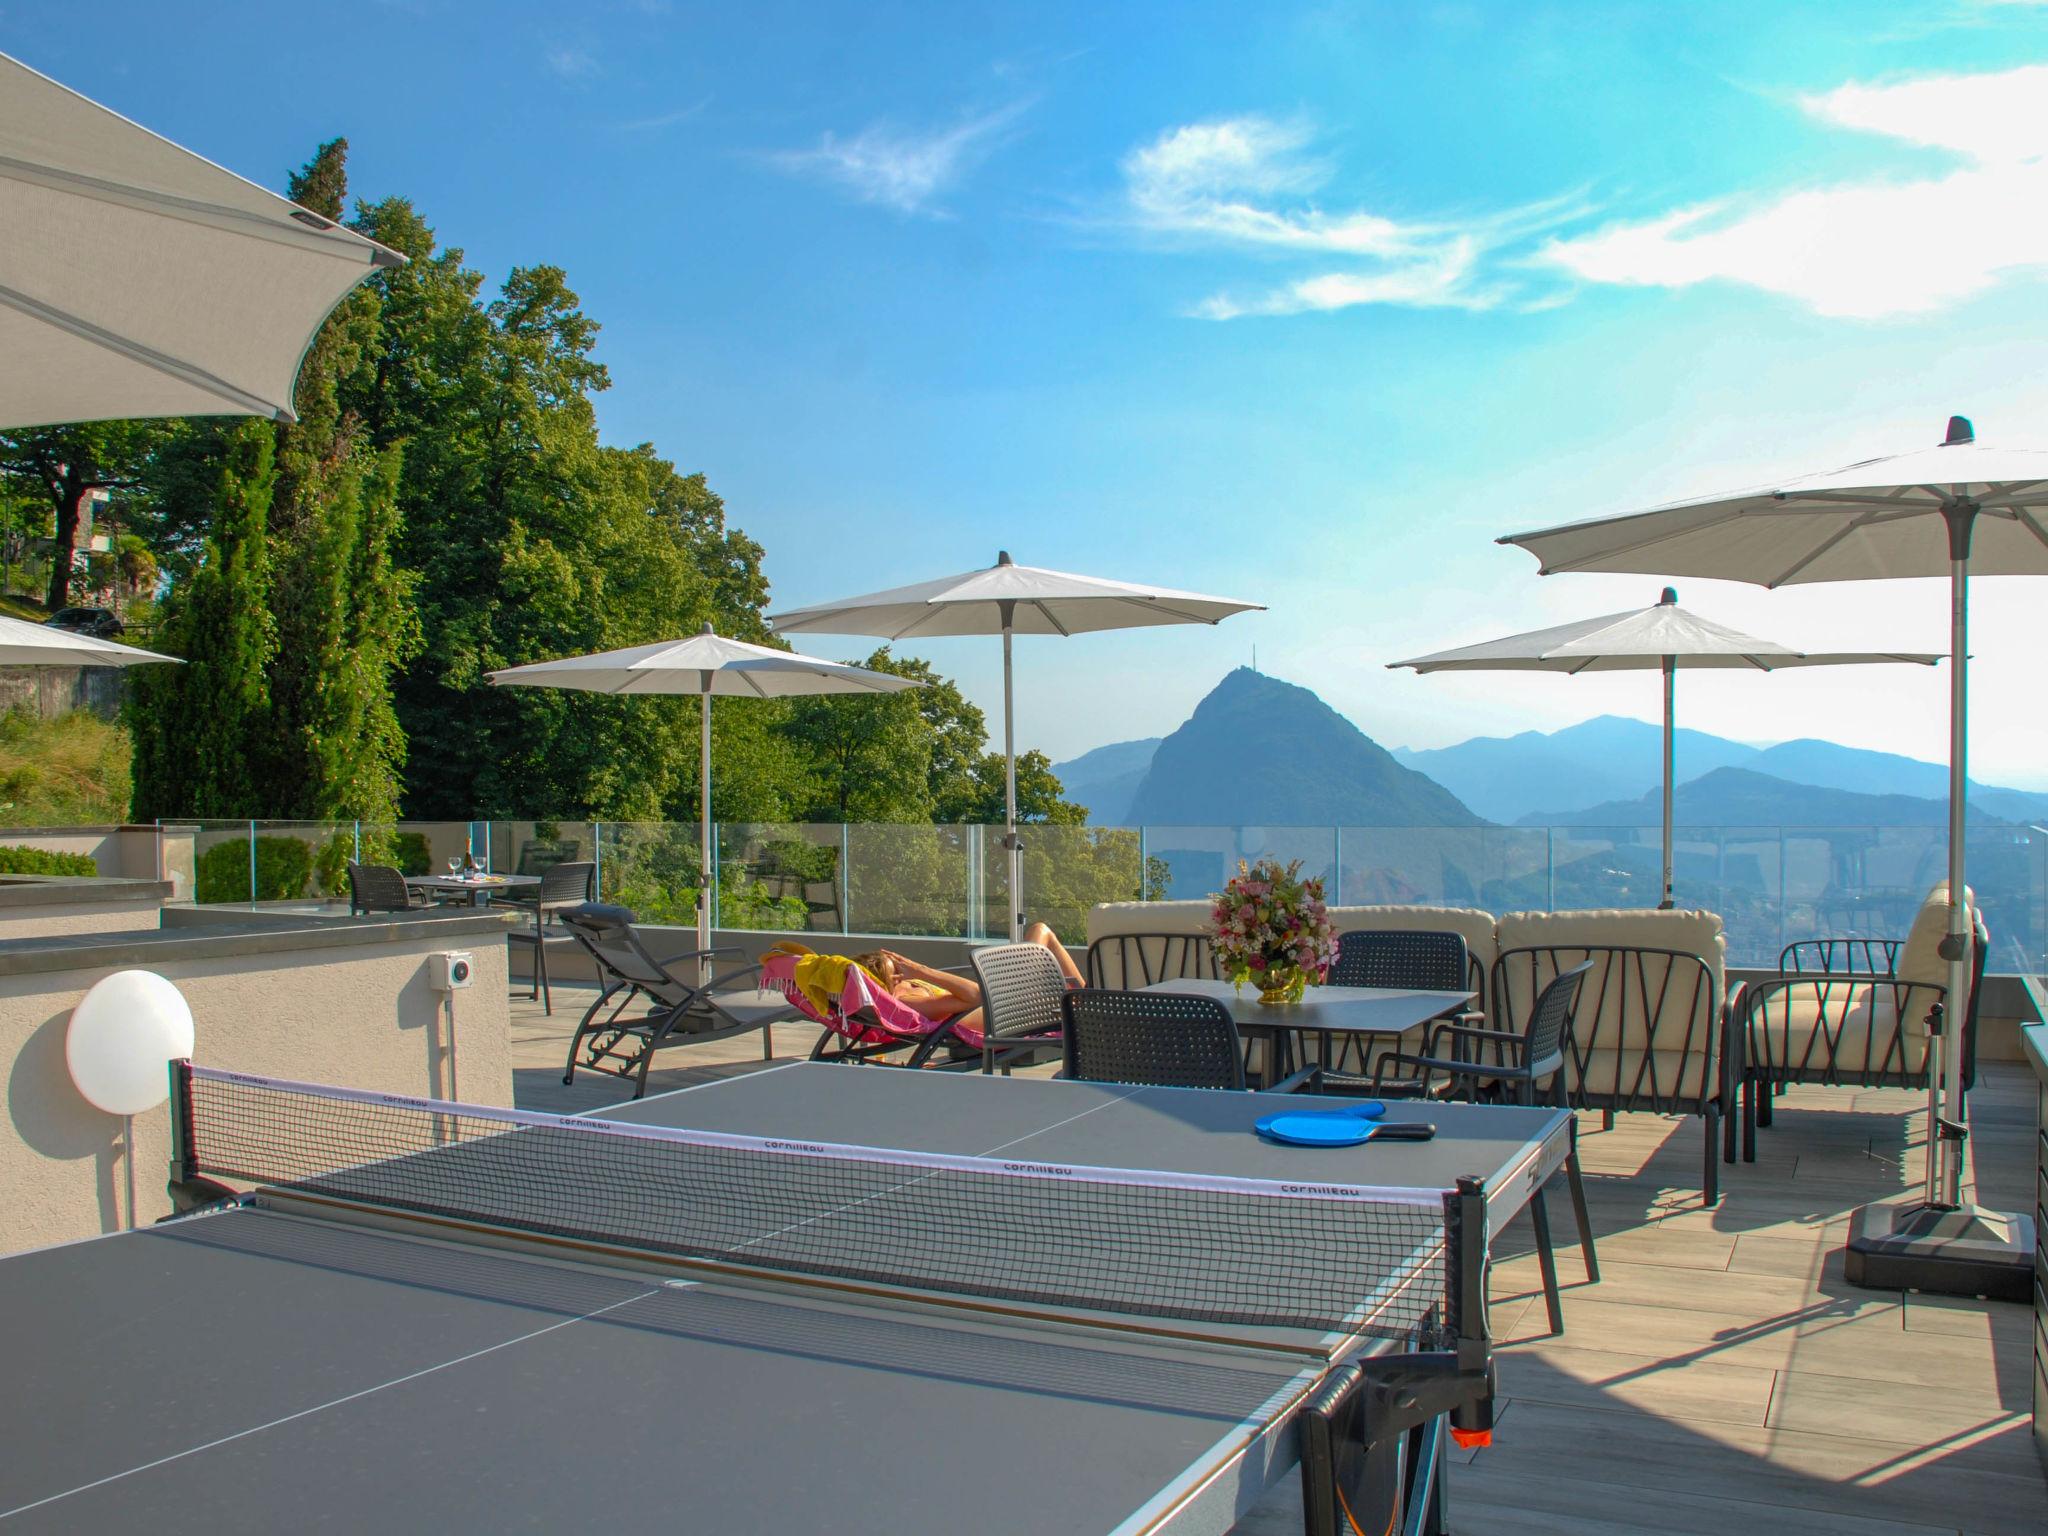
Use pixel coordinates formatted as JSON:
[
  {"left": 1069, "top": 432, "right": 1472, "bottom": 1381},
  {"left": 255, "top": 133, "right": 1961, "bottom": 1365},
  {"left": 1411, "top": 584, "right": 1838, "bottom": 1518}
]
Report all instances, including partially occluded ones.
[
  {"left": 556, "top": 904, "right": 798, "bottom": 1098},
  {"left": 1739, "top": 884, "right": 1986, "bottom": 1160},
  {"left": 759, "top": 950, "right": 978, "bottom": 1068}
]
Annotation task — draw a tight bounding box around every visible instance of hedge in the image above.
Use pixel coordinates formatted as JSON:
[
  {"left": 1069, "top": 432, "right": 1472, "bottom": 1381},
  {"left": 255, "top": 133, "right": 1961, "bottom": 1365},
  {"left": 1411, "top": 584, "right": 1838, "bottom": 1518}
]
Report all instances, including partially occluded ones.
[
  {"left": 0, "top": 844, "right": 98, "bottom": 877},
  {"left": 194, "top": 835, "right": 313, "bottom": 904}
]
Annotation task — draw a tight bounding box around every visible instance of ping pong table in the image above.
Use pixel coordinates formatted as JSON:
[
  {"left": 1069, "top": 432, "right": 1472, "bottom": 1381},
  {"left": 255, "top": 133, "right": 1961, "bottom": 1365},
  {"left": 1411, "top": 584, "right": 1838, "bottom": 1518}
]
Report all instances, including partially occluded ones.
[{"left": 0, "top": 1060, "right": 1574, "bottom": 1535}]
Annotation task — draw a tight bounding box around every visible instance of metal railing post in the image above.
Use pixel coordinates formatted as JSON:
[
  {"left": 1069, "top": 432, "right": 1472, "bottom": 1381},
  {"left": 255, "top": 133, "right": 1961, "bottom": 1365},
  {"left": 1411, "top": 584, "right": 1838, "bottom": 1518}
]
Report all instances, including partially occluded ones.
[
  {"left": 593, "top": 821, "right": 603, "bottom": 901},
  {"left": 1333, "top": 825, "right": 1343, "bottom": 904},
  {"left": 710, "top": 822, "right": 721, "bottom": 931},
  {"left": 840, "top": 822, "right": 851, "bottom": 936},
  {"left": 1546, "top": 826, "right": 1555, "bottom": 911},
  {"left": 1778, "top": 827, "right": 1788, "bottom": 958},
  {"left": 247, "top": 819, "right": 257, "bottom": 903},
  {"left": 352, "top": 821, "right": 361, "bottom": 864},
  {"left": 1138, "top": 824, "right": 1148, "bottom": 901}
]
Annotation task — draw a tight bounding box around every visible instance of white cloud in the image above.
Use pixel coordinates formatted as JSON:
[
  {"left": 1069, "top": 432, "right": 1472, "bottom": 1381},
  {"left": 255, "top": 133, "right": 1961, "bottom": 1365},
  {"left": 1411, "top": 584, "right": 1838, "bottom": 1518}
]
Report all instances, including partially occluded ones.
[
  {"left": 1123, "top": 115, "right": 1507, "bottom": 317},
  {"left": 1540, "top": 64, "right": 2048, "bottom": 319},
  {"left": 772, "top": 103, "right": 1028, "bottom": 215},
  {"left": 545, "top": 44, "right": 600, "bottom": 81}
]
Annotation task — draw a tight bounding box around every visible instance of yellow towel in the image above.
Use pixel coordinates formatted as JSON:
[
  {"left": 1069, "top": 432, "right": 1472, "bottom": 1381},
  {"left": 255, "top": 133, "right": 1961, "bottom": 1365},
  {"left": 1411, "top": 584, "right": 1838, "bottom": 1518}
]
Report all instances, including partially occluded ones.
[{"left": 790, "top": 952, "right": 881, "bottom": 1016}]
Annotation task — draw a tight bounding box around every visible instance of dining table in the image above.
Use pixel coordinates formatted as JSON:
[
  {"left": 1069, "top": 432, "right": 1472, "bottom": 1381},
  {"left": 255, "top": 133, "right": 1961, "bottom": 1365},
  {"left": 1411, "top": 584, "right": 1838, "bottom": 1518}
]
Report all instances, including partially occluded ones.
[
  {"left": 403, "top": 872, "right": 541, "bottom": 908},
  {"left": 1137, "top": 976, "right": 1476, "bottom": 1087}
]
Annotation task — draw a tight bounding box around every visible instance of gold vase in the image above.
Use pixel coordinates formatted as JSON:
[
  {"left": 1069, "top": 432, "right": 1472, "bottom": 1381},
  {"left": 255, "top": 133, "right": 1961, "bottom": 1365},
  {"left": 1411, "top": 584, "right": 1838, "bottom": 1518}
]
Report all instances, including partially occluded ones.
[{"left": 1257, "top": 980, "right": 1294, "bottom": 1005}]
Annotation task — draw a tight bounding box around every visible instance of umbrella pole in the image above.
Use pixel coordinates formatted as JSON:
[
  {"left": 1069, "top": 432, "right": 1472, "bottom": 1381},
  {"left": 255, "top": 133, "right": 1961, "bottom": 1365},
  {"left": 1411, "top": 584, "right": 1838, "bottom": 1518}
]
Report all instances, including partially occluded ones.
[
  {"left": 1002, "top": 605, "right": 1022, "bottom": 943},
  {"left": 700, "top": 675, "right": 714, "bottom": 986},
  {"left": 1661, "top": 656, "right": 1676, "bottom": 910},
  {"left": 1934, "top": 531, "right": 1972, "bottom": 1206}
]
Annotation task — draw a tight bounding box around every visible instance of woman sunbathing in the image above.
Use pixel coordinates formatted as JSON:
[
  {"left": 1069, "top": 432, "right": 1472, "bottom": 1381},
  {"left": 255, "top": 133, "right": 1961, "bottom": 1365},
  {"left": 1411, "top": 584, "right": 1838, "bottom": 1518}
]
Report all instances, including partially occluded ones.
[{"left": 856, "top": 922, "right": 1084, "bottom": 1032}]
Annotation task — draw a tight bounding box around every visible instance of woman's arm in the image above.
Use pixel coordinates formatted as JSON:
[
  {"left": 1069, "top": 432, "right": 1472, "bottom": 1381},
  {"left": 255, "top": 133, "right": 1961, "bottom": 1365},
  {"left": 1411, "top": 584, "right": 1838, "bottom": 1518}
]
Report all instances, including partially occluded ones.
[{"left": 878, "top": 951, "right": 981, "bottom": 1006}]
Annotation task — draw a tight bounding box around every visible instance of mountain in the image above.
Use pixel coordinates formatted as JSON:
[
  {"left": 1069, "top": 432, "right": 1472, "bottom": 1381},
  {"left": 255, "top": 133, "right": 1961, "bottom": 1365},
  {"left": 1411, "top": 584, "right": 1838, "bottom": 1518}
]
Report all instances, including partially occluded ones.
[
  {"left": 1394, "top": 716, "right": 1758, "bottom": 823},
  {"left": 1399, "top": 714, "right": 2048, "bottom": 825},
  {"left": 1124, "top": 669, "right": 1482, "bottom": 827},
  {"left": 1523, "top": 766, "right": 2006, "bottom": 829},
  {"left": 1751, "top": 738, "right": 2048, "bottom": 823},
  {"left": 1051, "top": 737, "right": 1160, "bottom": 825}
]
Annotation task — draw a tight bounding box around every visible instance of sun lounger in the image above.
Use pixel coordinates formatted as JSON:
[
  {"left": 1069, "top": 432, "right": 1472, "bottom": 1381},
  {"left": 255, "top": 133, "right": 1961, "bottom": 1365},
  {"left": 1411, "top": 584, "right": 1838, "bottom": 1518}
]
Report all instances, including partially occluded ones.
[
  {"left": 557, "top": 903, "right": 798, "bottom": 1097},
  {"left": 760, "top": 950, "right": 976, "bottom": 1067}
]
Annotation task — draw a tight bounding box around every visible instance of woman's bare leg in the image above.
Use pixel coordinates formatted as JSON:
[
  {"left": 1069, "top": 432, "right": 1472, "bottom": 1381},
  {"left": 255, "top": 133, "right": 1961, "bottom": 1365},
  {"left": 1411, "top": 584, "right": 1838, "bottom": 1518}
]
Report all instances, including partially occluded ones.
[{"left": 1022, "top": 921, "right": 1084, "bottom": 986}]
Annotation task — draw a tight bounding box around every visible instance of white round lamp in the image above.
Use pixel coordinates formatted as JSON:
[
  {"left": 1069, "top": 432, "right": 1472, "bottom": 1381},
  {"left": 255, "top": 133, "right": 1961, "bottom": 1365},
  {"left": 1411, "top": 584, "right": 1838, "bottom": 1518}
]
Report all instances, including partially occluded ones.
[{"left": 66, "top": 971, "right": 195, "bottom": 1227}]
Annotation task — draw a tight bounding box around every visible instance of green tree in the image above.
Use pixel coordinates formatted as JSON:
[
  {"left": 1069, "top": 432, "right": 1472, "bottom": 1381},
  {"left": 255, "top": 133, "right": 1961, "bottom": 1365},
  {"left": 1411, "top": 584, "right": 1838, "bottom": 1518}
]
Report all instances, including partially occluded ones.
[
  {"left": 0, "top": 422, "right": 163, "bottom": 608},
  {"left": 261, "top": 140, "right": 418, "bottom": 823},
  {"left": 127, "top": 423, "right": 277, "bottom": 818}
]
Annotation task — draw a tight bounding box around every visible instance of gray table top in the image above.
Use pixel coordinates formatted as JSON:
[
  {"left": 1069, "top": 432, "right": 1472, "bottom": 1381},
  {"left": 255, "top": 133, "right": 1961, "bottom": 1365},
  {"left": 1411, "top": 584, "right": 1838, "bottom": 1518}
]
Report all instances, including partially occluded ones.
[
  {"left": 0, "top": 1063, "right": 1567, "bottom": 1535},
  {"left": 1138, "top": 977, "right": 1474, "bottom": 1036},
  {"left": 404, "top": 872, "right": 539, "bottom": 891}
]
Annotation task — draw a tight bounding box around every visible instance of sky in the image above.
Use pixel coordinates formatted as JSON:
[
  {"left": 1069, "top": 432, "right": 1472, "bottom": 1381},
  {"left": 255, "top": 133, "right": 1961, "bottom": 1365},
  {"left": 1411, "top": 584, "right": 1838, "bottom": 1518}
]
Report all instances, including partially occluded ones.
[{"left": 13, "top": 1, "right": 2048, "bottom": 785}]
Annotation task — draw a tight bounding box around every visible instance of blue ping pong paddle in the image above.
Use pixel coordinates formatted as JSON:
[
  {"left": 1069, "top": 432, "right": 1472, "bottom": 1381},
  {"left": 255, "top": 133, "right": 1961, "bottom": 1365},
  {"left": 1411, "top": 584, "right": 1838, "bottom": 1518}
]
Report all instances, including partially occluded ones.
[
  {"left": 1255, "top": 1106, "right": 1436, "bottom": 1148},
  {"left": 1253, "top": 1097, "right": 1384, "bottom": 1146}
]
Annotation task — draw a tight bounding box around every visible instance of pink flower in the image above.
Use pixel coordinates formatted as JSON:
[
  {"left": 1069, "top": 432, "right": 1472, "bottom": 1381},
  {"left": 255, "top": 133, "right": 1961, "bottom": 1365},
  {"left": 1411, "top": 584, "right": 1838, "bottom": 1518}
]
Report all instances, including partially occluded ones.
[{"left": 1248, "top": 955, "right": 1267, "bottom": 971}]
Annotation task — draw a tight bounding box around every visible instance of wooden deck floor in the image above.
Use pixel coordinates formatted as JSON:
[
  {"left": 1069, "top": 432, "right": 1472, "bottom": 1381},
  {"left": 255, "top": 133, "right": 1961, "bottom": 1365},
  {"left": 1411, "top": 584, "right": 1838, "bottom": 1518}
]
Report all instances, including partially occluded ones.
[{"left": 507, "top": 985, "right": 2046, "bottom": 1534}]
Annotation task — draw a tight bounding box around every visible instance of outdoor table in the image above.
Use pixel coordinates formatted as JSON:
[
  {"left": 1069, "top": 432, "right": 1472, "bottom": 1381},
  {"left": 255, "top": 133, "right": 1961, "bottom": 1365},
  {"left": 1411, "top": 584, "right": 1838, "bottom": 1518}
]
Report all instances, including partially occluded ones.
[
  {"left": 1138, "top": 977, "right": 1475, "bottom": 1087},
  {"left": 404, "top": 872, "right": 540, "bottom": 908}
]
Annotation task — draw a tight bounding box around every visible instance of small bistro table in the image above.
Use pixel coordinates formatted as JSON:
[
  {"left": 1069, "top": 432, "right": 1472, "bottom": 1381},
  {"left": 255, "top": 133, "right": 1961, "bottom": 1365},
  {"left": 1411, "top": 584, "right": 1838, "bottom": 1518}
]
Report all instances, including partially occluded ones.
[
  {"left": 403, "top": 873, "right": 541, "bottom": 908},
  {"left": 1137, "top": 977, "right": 1475, "bottom": 1087}
]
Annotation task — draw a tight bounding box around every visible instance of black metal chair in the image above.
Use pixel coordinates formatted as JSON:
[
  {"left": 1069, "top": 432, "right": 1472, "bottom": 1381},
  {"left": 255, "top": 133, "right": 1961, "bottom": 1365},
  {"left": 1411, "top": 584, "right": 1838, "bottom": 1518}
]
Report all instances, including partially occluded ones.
[
  {"left": 1293, "top": 961, "right": 1600, "bottom": 1338},
  {"left": 557, "top": 903, "right": 797, "bottom": 1098},
  {"left": 505, "top": 859, "right": 596, "bottom": 1016},
  {"left": 1328, "top": 928, "right": 1468, "bottom": 991},
  {"left": 1323, "top": 929, "right": 1476, "bottom": 1069},
  {"left": 1061, "top": 989, "right": 1246, "bottom": 1091},
  {"left": 967, "top": 942, "right": 1071, "bottom": 1074},
  {"left": 346, "top": 861, "right": 416, "bottom": 915}
]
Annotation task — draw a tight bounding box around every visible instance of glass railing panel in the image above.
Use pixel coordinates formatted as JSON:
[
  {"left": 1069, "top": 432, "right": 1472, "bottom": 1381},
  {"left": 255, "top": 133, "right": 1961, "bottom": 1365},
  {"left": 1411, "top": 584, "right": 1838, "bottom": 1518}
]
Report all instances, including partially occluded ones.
[
  {"left": 596, "top": 821, "right": 705, "bottom": 926},
  {"left": 716, "top": 823, "right": 847, "bottom": 933},
  {"left": 846, "top": 823, "right": 972, "bottom": 938},
  {"left": 1009, "top": 823, "right": 1149, "bottom": 946},
  {"left": 189, "top": 820, "right": 258, "bottom": 904},
  {"left": 1331, "top": 827, "right": 1551, "bottom": 911}
]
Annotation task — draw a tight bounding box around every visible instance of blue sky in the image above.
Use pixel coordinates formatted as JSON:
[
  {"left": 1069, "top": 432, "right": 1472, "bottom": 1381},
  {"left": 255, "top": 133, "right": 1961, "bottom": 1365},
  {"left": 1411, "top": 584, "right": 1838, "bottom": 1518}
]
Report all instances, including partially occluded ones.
[{"left": 14, "top": 1, "right": 2048, "bottom": 785}]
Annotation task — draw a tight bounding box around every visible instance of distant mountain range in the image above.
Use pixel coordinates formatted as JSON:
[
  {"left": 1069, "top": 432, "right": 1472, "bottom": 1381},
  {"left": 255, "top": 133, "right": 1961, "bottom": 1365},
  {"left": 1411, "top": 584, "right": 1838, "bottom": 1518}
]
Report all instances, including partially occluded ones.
[
  {"left": 1394, "top": 714, "right": 2048, "bottom": 825},
  {"left": 1118, "top": 669, "right": 1481, "bottom": 828},
  {"left": 1527, "top": 766, "right": 2007, "bottom": 829},
  {"left": 1050, "top": 737, "right": 1161, "bottom": 825},
  {"left": 1052, "top": 686, "right": 2048, "bottom": 832}
]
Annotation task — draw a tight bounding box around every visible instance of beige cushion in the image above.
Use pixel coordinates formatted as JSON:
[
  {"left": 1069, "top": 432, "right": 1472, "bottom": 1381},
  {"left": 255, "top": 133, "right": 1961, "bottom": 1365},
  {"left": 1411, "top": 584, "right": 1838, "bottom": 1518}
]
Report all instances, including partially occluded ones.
[
  {"left": 1085, "top": 900, "right": 1217, "bottom": 987},
  {"left": 1748, "top": 980, "right": 1932, "bottom": 1081},
  {"left": 1494, "top": 908, "right": 1727, "bottom": 1106},
  {"left": 1086, "top": 900, "right": 1212, "bottom": 944},
  {"left": 1897, "top": 882, "right": 1974, "bottom": 989}
]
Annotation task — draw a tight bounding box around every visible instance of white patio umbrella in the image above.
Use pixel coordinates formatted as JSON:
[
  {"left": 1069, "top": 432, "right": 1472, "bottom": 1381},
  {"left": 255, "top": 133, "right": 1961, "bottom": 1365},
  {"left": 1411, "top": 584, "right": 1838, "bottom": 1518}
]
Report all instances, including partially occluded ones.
[
  {"left": 770, "top": 551, "right": 1263, "bottom": 941},
  {"left": 1391, "top": 587, "right": 1937, "bottom": 907},
  {"left": 0, "top": 612, "right": 177, "bottom": 667},
  {"left": 487, "top": 627, "right": 919, "bottom": 963},
  {"left": 0, "top": 50, "right": 402, "bottom": 428},
  {"left": 1501, "top": 415, "right": 2048, "bottom": 1281}
]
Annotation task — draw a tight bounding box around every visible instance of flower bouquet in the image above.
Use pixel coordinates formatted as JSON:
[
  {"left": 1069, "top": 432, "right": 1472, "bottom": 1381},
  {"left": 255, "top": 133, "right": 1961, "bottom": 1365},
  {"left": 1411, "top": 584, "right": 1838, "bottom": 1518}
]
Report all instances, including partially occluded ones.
[{"left": 1209, "top": 857, "right": 1338, "bottom": 1003}]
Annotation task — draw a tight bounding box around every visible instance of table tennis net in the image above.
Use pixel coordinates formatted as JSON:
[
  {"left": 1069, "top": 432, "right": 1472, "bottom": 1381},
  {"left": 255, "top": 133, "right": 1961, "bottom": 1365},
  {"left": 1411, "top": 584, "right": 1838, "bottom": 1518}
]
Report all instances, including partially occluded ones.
[{"left": 174, "top": 1065, "right": 1455, "bottom": 1339}]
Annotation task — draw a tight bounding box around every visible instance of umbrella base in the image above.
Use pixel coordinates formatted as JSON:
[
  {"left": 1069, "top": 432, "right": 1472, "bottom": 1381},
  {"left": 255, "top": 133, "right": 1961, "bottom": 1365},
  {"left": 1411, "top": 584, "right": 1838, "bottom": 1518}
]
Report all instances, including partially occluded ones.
[{"left": 1842, "top": 1195, "right": 2033, "bottom": 1301}]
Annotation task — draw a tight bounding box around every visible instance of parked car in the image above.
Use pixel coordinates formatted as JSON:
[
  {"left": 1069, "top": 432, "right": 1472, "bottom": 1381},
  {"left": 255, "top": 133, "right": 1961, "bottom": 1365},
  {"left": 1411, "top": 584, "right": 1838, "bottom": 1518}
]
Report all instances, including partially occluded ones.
[{"left": 42, "top": 607, "right": 124, "bottom": 638}]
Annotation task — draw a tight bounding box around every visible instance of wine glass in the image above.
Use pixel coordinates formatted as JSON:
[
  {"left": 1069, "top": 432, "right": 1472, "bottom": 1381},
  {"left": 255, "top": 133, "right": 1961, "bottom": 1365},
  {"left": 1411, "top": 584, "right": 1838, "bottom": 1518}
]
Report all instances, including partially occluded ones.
[{"left": 445, "top": 855, "right": 462, "bottom": 877}]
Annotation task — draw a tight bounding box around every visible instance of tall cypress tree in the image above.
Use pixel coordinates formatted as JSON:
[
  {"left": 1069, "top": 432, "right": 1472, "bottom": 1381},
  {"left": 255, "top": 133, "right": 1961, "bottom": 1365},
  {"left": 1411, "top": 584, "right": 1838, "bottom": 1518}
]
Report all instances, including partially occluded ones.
[
  {"left": 262, "top": 140, "right": 417, "bottom": 823},
  {"left": 127, "top": 423, "right": 277, "bottom": 819}
]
